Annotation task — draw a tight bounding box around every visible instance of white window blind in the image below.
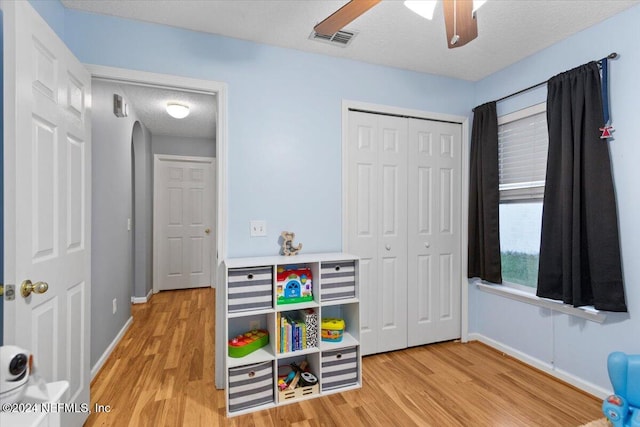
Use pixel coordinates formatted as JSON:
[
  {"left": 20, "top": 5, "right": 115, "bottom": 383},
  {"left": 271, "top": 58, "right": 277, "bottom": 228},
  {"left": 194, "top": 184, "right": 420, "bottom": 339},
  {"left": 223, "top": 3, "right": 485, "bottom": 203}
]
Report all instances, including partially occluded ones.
[{"left": 498, "top": 108, "right": 548, "bottom": 201}]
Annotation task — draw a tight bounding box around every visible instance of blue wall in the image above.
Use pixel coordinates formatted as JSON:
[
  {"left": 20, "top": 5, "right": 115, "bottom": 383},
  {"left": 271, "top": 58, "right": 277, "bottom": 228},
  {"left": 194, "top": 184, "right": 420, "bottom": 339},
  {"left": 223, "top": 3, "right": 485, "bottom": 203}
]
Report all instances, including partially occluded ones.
[
  {"left": 470, "top": 3, "right": 640, "bottom": 394},
  {"left": 61, "top": 9, "right": 474, "bottom": 258}
]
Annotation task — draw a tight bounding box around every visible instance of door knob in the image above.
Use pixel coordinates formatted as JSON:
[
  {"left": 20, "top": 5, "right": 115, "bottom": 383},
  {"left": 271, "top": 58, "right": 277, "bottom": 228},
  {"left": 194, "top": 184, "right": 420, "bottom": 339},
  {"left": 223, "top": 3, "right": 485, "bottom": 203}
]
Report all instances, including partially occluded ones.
[
  {"left": 205, "top": 228, "right": 211, "bottom": 235},
  {"left": 424, "top": 242, "right": 431, "bottom": 248},
  {"left": 385, "top": 244, "right": 391, "bottom": 251},
  {"left": 21, "top": 280, "right": 49, "bottom": 298}
]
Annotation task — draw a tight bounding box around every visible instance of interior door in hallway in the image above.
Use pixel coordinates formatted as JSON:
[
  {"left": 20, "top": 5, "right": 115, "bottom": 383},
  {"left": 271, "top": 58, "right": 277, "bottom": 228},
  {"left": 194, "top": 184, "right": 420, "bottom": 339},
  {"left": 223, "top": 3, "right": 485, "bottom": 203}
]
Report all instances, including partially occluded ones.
[
  {"left": 3, "top": 2, "right": 92, "bottom": 426},
  {"left": 155, "top": 155, "right": 215, "bottom": 291},
  {"left": 407, "top": 119, "right": 462, "bottom": 346},
  {"left": 346, "top": 111, "right": 408, "bottom": 355}
]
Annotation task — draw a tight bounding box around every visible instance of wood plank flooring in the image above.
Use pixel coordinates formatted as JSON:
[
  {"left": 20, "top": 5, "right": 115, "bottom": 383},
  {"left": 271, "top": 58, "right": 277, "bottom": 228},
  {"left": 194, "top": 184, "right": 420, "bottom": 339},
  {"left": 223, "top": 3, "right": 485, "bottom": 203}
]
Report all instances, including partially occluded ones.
[{"left": 85, "top": 288, "right": 603, "bottom": 426}]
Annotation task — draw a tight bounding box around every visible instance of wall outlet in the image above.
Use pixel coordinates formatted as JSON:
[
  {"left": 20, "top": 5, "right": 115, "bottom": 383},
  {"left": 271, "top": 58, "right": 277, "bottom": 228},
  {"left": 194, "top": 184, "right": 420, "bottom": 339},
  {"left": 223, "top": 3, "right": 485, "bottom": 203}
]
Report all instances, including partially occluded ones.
[
  {"left": 112, "top": 298, "right": 117, "bottom": 314},
  {"left": 250, "top": 220, "right": 267, "bottom": 237},
  {"left": 127, "top": 218, "right": 132, "bottom": 231},
  {"left": 249, "top": 320, "right": 260, "bottom": 331}
]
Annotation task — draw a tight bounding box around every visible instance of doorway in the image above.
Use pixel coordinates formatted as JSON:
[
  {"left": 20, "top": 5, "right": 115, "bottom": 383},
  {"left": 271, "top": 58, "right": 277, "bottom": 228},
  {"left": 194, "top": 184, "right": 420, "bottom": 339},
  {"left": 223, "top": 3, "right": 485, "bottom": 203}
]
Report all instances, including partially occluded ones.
[
  {"left": 87, "top": 66, "right": 228, "bottom": 389},
  {"left": 154, "top": 155, "right": 216, "bottom": 292}
]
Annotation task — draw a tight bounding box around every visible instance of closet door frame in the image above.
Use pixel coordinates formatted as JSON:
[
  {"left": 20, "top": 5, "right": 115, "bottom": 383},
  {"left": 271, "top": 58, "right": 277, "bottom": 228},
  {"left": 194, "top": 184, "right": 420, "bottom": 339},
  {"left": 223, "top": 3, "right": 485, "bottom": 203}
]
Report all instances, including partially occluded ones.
[{"left": 341, "top": 100, "right": 471, "bottom": 343}]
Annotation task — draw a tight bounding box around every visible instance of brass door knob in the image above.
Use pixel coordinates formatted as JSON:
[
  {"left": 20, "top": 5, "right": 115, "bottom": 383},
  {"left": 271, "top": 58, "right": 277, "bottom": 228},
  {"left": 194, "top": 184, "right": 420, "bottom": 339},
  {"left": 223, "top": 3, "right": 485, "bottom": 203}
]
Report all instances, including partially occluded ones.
[
  {"left": 205, "top": 228, "right": 211, "bottom": 235},
  {"left": 21, "top": 280, "right": 49, "bottom": 298}
]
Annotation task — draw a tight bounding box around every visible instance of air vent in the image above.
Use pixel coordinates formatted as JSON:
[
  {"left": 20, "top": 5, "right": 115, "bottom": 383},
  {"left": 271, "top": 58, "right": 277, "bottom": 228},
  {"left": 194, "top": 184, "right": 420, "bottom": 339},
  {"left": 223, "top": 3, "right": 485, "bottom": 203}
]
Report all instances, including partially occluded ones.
[{"left": 309, "top": 29, "right": 358, "bottom": 47}]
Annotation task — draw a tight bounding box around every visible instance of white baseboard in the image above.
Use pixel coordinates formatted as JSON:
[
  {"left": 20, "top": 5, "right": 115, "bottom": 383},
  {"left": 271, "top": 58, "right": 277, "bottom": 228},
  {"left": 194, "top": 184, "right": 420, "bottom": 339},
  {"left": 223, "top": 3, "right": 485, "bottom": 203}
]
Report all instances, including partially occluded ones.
[
  {"left": 131, "top": 288, "right": 153, "bottom": 304},
  {"left": 468, "top": 333, "right": 610, "bottom": 399},
  {"left": 91, "top": 316, "right": 133, "bottom": 381}
]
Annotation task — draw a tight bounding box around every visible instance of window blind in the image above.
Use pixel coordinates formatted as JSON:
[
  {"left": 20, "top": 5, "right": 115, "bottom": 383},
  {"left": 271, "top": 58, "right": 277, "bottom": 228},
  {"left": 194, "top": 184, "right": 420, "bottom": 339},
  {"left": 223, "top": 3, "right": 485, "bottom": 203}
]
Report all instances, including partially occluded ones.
[{"left": 498, "top": 111, "right": 548, "bottom": 201}]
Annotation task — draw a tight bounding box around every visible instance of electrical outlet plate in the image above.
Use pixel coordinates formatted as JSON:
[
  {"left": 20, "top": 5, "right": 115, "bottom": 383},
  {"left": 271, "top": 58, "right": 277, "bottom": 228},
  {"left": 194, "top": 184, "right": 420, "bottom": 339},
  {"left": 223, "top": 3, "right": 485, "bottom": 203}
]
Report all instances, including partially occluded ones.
[
  {"left": 249, "top": 320, "right": 260, "bottom": 330},
  {"left": 250, "top": 220, "right": 267, "bottom": 237},
  {"left": 112, "top": 298, "right": 117, "bottom": 314}
]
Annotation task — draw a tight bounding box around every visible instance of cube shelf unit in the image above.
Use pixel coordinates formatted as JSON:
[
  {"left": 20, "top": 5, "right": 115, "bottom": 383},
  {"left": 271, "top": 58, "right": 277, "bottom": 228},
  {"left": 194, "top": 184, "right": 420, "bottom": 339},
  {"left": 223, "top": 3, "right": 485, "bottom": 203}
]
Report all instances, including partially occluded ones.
[{"left": 224, "top": 252, "right": 361, "bottom": 416}]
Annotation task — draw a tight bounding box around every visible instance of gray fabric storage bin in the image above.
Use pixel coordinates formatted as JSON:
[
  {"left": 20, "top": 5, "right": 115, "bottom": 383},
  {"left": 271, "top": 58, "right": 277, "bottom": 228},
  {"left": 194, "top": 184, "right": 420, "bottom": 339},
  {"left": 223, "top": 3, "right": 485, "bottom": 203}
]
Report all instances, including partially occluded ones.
[
  {"left": 227, "top": 266, "right": 272, "bottom": 313},
  {"left": 321, "top": 346, "right": 358, "bottom": 391},
  {"left": 320, "top": 261, "right": 356, "bottom": 301},
  {"left": 228, "top": 361, "right": 274, "bottom": 413}
]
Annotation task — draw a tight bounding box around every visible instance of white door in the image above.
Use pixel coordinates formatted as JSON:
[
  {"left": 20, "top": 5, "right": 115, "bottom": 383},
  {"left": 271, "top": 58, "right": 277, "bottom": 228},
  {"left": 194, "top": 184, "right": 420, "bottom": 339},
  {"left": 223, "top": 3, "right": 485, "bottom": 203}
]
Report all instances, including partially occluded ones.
[
  {"left": 3, "top": 2, "right": 91, "bottom": 426},
  {"left": 407, "top": 119, "right": 462, "bottom": 346},
  {"left": 346, "top": 111, "right": 408, "bottom": 355},
  {"left": 154, "top": 155, "right": 215, "bottom": 291}
]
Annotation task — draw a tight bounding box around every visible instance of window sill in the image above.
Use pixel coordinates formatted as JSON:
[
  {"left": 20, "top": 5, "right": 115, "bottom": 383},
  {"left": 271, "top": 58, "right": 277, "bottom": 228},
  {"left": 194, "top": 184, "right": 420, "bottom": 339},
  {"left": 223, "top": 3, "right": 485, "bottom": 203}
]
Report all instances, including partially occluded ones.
[{"left": 474, "top": 281, "right": 607, "bottom": 323}]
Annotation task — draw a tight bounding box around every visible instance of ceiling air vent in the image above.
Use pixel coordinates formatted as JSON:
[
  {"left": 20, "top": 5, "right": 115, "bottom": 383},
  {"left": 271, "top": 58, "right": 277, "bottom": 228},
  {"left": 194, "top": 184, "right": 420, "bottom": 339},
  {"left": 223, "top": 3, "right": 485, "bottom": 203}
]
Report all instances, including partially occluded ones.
[{"left": 309, "top": 29, "right": 358, "bottom": 47}]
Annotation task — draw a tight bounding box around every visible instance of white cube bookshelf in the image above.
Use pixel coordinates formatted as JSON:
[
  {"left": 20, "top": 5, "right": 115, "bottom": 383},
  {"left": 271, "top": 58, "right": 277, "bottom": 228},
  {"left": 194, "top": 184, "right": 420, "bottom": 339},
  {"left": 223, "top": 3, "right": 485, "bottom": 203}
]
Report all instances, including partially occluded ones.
[{"left": 223, "top": 252, "right": 362, "bottom": 416}]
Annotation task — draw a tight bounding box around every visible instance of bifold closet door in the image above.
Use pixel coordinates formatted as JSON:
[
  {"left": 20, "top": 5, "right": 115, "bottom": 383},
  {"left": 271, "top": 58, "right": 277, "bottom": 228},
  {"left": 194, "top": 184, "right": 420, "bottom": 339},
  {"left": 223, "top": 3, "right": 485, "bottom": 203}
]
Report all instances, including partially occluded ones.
[
  {"left": 346, "top": 111, "right": 408, "bottom": 356},
  {"left": 407, "top": 119, "right": 462, "bottom": 346}
]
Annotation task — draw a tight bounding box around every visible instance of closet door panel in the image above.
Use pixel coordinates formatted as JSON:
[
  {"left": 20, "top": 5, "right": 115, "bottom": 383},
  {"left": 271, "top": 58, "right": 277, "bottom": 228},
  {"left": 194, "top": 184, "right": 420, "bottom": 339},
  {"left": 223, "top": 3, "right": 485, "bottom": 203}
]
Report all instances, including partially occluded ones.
[
  {"left": 347, "top": 112, "right": 379, "bottom": 354},
  {"left": 377, "top": 115, "right": 408, "bottom": 353},
  {"left": 408, "top": 119, "right": 462, "bottom": 346}
]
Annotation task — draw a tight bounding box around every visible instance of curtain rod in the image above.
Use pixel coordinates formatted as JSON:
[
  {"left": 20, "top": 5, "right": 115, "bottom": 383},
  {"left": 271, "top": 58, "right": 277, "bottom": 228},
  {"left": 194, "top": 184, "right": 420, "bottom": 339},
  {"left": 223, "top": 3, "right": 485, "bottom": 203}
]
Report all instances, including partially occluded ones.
[{"left": 489, "top": 52, "right": 618, "bottom": 105}]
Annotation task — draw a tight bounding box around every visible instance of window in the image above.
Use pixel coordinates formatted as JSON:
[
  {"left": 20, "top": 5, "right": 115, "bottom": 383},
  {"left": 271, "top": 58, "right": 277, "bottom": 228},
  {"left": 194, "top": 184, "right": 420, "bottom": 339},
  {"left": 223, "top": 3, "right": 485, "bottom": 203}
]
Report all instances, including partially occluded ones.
[{"left": 498, "top": 103, "right": 548, "bottom": 290}]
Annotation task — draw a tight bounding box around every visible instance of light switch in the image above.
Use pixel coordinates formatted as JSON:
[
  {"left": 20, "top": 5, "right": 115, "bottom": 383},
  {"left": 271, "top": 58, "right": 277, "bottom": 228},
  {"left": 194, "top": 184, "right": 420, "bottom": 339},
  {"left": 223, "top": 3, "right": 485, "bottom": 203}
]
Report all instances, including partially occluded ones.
[{"left": 250, "top": 220, "right": 267, "bottom": 237}]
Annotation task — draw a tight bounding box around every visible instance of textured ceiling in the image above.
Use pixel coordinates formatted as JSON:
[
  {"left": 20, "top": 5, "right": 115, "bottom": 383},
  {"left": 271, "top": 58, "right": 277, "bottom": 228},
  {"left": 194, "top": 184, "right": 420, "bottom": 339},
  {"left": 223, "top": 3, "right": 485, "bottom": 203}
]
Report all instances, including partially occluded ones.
[
  {"left": 115, "top": 83, "right": 217, "bottom": 140},
  {"left": 62, "top": 0, "right": 639, "bottom": 81}
]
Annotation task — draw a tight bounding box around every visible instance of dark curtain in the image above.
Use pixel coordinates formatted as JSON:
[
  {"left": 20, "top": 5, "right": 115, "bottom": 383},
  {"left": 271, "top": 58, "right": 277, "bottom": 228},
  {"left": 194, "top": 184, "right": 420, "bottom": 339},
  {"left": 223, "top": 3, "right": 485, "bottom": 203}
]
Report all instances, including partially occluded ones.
[
  {"left": 537, "top": 62, "right": 626, "bottom": 311},
  {"left": 468, "top": 102, "right": 502, "bottom": 283}
]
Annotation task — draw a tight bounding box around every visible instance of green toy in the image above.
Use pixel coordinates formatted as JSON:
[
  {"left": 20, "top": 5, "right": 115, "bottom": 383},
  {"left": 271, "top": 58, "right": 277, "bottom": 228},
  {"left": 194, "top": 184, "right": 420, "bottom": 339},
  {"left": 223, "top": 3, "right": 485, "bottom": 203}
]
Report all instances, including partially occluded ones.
[{"left": 228, "top": 329, "right": 269, "bottom": 358}]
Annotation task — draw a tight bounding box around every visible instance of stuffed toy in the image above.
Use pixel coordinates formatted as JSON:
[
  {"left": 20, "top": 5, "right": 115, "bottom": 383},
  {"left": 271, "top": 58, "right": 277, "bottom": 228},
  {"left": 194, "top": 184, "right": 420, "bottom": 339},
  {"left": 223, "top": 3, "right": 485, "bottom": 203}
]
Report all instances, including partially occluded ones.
[{"left": 280, "top": 231, "right": 302, "bottom": 256}]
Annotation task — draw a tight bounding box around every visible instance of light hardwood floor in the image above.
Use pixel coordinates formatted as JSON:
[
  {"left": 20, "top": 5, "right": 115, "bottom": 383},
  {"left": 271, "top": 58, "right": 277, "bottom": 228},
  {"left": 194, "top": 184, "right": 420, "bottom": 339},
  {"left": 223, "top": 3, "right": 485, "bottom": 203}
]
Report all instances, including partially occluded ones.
[{"left": 85, "top": 288, "right": 603, "bottom": 426}]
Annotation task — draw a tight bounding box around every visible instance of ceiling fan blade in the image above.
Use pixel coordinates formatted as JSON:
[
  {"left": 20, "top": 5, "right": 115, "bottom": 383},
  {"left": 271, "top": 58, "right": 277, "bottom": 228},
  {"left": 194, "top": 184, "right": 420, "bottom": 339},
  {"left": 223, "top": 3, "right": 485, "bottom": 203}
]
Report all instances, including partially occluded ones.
[
  {"left": 442, "top": 0, "right": 478, "bottom": 49},
  {"left": 314, "top": 0, "right": 381, "bottom": 36}
]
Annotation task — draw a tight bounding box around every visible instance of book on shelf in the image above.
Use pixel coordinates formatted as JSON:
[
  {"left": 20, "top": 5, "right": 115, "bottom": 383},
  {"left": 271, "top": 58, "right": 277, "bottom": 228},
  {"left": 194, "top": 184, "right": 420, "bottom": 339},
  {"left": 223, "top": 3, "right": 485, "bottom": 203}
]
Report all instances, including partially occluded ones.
[{"left": 278, "top": 308, "right": 317, "bottom": 354}]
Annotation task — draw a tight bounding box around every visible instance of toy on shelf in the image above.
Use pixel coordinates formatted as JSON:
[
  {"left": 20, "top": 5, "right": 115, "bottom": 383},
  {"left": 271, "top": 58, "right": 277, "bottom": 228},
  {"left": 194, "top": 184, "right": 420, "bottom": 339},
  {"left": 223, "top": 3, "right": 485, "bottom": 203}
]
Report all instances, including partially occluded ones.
[
  {"left": 276, "top": 266, "right": 313, "bottom": 305},
  {"left": 277, "top": 361, "right": 319, "bottom": 402},
  {"left": 602, "top": 351, "right": 640, "bottom": 427},
  {"left": 280, "top": 231, "right": 302, "bottom": 256},
  {"left": 228, "top": 329, "right": 269, "bottom": 358},
  {"left": 321, "top": 318, "right": 345, "bottom": 342}
]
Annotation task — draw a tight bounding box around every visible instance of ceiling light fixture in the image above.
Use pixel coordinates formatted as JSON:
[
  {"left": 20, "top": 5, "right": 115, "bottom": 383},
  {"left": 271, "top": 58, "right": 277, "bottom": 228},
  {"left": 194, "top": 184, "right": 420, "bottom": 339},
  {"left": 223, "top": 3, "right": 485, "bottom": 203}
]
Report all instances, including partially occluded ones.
[
  {"left": 472, "top": 0, "right": 487, "bottom": 14},
  {"left": 404, "top": 0, "right": 437, "bottom": 20},
  {"left": 166, "top": 102, "right": 190, "bottom": 119},
  {"left": 405, "top": 0, "right": 487, "bottom": 20}
]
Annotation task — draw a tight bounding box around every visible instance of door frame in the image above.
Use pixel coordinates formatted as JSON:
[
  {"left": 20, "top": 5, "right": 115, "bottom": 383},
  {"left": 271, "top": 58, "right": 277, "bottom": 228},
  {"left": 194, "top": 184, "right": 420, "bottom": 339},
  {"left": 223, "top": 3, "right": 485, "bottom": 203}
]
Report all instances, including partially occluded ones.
[
  {"left": 153, "top": 154, "right": 216, "bottom": 293},
  {"left": 341, "top": 100, "right": 470, "bottom": 342},
  {"left": 85, "top": 65, "right": 228, "bottom": 389}
]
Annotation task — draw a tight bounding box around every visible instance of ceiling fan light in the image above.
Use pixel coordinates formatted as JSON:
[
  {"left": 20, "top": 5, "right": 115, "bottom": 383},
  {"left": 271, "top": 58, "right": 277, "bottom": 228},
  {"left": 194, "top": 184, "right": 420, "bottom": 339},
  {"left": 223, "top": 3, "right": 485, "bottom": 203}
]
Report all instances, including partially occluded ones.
[
  {"left": 472, "top": 0, "right": 487, "bottom": 14},
  {"left": 404, "top": 0, "right": 437, "bottom": 20},
  {"left": 166, "top": 103, "right": 190, "bottom": 119}
]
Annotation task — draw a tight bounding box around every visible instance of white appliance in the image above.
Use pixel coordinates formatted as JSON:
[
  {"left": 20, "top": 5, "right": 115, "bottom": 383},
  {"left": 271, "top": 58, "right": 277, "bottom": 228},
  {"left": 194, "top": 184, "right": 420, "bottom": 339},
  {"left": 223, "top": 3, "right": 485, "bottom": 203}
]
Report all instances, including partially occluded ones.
[{"left": 0, "top": 345, "right": 31, "bottom": 404}]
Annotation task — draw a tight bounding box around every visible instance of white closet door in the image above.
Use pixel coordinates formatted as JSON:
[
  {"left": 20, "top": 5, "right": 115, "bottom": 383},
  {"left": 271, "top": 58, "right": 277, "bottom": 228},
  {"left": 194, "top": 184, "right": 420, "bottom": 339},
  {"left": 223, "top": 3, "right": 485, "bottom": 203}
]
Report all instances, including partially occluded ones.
[
  {"left": 407, "top": 119, "right": 462, "bottom": 346},
  {"left": 347, "top": 112, "right": 379, "bottom": 355},
  {"left": 347, "top": 111, "right": 408, "bottom": 355}
]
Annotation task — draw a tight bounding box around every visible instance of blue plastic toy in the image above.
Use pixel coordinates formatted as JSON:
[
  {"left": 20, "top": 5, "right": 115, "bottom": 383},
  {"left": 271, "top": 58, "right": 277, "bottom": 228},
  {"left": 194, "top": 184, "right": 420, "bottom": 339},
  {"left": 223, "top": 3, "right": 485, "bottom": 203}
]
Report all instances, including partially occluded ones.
[
  {"left": 276, "top": 267, "right": 313, "bottom": 305},
  {"left": 602, "top": 352, "right": 640, "bottom": 427}
]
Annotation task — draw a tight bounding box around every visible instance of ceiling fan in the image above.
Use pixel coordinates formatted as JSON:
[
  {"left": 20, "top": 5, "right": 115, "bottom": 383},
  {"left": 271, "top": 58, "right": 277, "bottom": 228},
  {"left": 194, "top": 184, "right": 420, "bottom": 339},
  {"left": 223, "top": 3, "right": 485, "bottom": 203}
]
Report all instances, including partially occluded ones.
[{"left": 314, "top": 0, "right": 484, "bottom": 49}]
